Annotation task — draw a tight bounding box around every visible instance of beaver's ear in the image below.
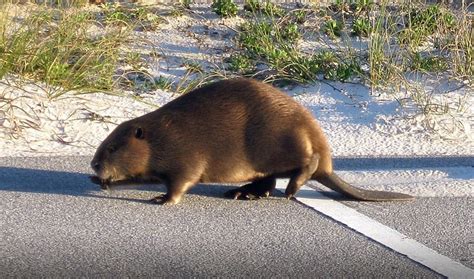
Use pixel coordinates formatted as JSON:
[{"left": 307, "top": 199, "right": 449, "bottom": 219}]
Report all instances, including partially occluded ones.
[{"left": 134, "top": 127, "right": 145, "bottom": 139}]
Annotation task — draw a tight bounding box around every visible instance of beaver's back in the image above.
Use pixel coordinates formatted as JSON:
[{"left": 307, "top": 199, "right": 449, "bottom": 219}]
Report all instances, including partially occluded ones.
[{"left": 139, "top": 78, "right": 331, "bottom": 182}]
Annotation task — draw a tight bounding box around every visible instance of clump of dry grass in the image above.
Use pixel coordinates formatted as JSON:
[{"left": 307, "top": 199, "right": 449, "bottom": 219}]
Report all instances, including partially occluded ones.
[
  {"left": 364, "top": 0, "right": 472, "bottom": 122},
  {"left": 0, "top": 4, "right": 131, "bottom": 98}
]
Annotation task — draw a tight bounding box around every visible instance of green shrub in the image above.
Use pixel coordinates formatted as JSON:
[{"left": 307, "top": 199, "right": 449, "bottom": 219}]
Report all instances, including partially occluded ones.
[
  {"left": 351, "top": 0, "right": 374, "bottom": 13},
  {"left": 282, "top": 23, "right": 300, "bottom": 42},
  {"left": 227, "top": 54, "right": 255, "bottom": 74},
  {"left": 312, "top": 51, "right": 361, "bottom": 81},
  {"left": 260, "top": 1, "right": 284, "bottom": 17},
  {"left": 292, "top": 9, "right": 309, "bottom": 24},
  {"left": 399, "top": 4, "right": 456, "bottom": 48},
  {"left": 212, "top": 0, "right": 238, "bottom": 17},
  {"left": 244, "top": 0, "right": 261, "bottom": 12},
  {"left": 352, "top": 17, "right": 370, "bottom": 37},
  {"left": 153, "top": 76, "right": 173, "bottom": 91},
  {"left": 236, "top": 18, "right": 361, "bottom": 83},
  {"left": 244, "top": 0, "right": 284, "bottom": 17},
  {"left": 411, "top": 53, "right": 448, "bottom": 73},
  {"left": 323, "top": 19, "right": 343, "bottom": 38},
  {"left": 101, "top": 4, "right": 162, "bottom": 30}
]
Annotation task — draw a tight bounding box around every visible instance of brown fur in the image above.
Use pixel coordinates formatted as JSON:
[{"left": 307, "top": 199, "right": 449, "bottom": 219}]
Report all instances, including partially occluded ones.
[{"left": 91, "top": 78, "right": 413, "bottom": 204}]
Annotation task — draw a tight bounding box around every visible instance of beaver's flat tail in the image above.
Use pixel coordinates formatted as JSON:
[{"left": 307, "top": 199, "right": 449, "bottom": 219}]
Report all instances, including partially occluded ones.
[{"left": 314, "top": 173, "right": 414, "bottom": 201}]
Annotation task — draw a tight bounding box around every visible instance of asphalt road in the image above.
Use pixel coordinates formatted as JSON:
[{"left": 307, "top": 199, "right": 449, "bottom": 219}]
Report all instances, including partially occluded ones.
[{"left": 0, "top": 156, "right": 472, "bottom": 278}]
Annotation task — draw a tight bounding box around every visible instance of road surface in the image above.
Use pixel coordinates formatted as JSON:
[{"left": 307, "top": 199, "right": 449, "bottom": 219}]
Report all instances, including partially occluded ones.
[{"left": 0, "top": 156, "right": 472, "bottom": 277}]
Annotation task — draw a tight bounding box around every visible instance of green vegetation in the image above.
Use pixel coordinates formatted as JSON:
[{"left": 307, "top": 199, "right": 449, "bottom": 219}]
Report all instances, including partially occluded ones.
[
  {"left": 398, "top": 4, "right": 456, "bottom": 48},
  {"left": 351, "top": 0, "right": 374, "bottom": 13},
  {"left": 237, "top": 19, "right": 313, "bottom": 82},
  {"left": 323, "top": 18, "right": 343, "bottom": 38},
  {"left": 153, "top": 75, "right": 173, "bottom": 91},
  {"left": 410, "top": 53, "right": 448, "bottom": 73},
  {"left": 0, "top": 8, "right": 128, "bottom": 98},
  {"left": 244, "top": 0, "right": 284, "bottom": 17},
  {"left": 227, "top": 54, "right": 255, "bottom": 74},
  {"left": 229, "top": 0, "right": 471, "bottom": 124},
  {"left": 211, "top": 0, "right": 238, "bottom": 17},
  {"left": 292, "top": 9, "right": 309, "bottom": 24},
  {"left": 124, "top": 52, "right": 146, "bottom": 71},
  {"left": 367, "top": 2, "right": 390, "bottom": 86},
  {"left": 183, "top": 61, "right": 203, "bottom": 74},
  {"left": 313, "top": 51, "right": 362, "bottom": 81},
  {"left": 235, "top": 16, "right": 362, "bottom": 83},
  {"left": 101, "top": 4, "right": 163, "bottom": 30},
  {"left": 0, "top": 0, "right": 471, "bottom": 123},
  {"left": 352, "top": 17, "right": 370, "bottom": 37}
]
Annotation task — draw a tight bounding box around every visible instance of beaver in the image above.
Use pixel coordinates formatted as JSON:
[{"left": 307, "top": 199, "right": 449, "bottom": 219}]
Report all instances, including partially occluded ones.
[{"left": 90, "top": 78, "right": 413, "bottom": 205}]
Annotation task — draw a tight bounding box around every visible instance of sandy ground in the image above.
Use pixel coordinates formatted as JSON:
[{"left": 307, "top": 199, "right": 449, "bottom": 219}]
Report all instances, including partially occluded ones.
[{"left": 1, "top": 77, "right": 472, "bottom": 157}]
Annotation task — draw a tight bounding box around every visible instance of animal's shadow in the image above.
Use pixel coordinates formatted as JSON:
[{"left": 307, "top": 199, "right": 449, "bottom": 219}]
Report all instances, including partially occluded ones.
[
  {"left": 0, "top": 167, "right": 214, "bottom": 204},
  {"left": 0, "top": 167, "right": 321, "bottom": 204},
  {"left": 2, "top": 153, "right": 472, "bottom": 205}
]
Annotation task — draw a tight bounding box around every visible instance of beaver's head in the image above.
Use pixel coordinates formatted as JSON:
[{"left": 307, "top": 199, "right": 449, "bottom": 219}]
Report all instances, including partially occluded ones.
[{"left": 91, "top": 120, "right": 151, "bottom": 184}]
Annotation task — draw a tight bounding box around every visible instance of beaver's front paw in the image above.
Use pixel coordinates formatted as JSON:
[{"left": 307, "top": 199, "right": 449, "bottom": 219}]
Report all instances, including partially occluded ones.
[
  {"left": 150, "top": 194, "right": 181, "bottom": 205},
  {"left": 89, "top": 176, "right": 110, "bottom": 190}
]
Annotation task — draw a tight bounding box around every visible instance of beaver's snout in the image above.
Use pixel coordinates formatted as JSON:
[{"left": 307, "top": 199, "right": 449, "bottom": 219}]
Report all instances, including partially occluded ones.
[{"left": 91, "top": 160, "right": 101, "bottom": 173}]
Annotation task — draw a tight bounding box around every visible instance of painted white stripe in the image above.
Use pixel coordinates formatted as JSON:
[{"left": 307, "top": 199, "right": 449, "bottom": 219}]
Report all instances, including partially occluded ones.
[{"left": 275, "top": 179, "right": 474, "bottom": 279}]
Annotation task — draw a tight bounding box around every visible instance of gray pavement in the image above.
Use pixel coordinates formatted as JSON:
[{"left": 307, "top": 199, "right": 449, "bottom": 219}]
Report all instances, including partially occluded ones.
[
  {"left": 0, "top": 156, "right": 471, "bottom": 277},
  {"left": 341, "top": 197, "right": 473, "bottom": 269}
]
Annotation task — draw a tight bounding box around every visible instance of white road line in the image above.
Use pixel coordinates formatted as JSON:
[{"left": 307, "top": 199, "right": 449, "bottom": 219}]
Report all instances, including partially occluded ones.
[{"left": 275, "top": 179, "right": 474, "bottom": 279}]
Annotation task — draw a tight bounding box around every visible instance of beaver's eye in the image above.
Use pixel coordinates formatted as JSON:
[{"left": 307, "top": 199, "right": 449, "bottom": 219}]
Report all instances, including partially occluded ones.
[{"left": 135, "top": 127, "right": 144, "bottom": 139}]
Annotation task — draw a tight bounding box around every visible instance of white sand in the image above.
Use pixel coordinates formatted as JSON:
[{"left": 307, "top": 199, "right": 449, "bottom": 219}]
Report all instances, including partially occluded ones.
[{"left": 1, "top": 78, "right": 472, "bottom": 158}]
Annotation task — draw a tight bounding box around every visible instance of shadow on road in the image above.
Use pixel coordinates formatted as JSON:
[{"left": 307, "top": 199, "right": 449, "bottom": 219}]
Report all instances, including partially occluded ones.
[
  {"left": 0, "top": 167, "right": 226, "bottom": 203},
  {"left": 2, "top": 154, "right": 471, "bottom": 204},
  {"left": 0, "top": 167, "right": 323, "bottom": 204}
]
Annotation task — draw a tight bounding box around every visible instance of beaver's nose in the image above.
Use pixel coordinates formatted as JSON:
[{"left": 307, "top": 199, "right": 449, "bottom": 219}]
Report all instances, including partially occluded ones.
[{"left": 91, "top": 161, "right": 101, "bottom": 172}]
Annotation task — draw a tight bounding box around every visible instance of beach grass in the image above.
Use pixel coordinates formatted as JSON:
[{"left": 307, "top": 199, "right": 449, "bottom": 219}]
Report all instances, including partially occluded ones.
[{"left": 0, "top": 0, "right": 471, "bottom": 118}]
